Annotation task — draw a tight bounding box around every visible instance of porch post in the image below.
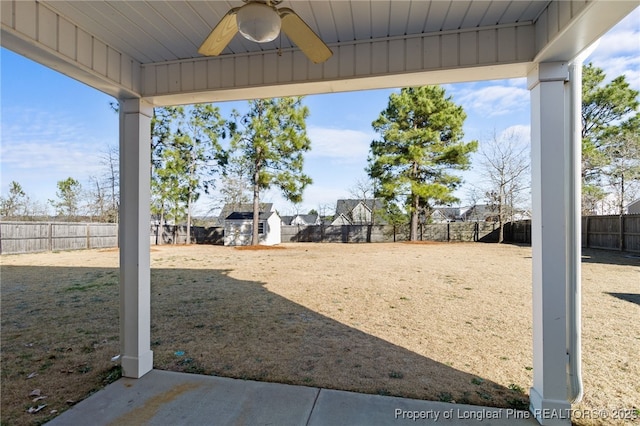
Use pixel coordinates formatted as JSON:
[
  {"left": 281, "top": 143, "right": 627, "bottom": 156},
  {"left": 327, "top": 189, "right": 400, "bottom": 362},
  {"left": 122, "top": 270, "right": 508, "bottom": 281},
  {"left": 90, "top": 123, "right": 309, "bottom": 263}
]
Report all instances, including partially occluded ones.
[
  {"left": 527, "top": 62, "right": 573, "bottom": 426},
  {"left": 119, "top": 98, "right": 153, "bottom": 378}
]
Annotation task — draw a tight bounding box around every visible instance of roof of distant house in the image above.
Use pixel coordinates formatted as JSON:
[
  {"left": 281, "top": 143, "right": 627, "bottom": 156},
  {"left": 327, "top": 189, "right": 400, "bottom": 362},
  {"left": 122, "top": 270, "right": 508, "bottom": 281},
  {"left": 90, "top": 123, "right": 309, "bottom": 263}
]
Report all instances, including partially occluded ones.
[
  {"left": 280, "top": 215, "right": 293, "bottom": 225},
  {"left": 335, "top": 199, "right": 384, "bottom": 216},
  {"left": 431, "top": 207, "right": 460, "bottom": 217},
  {"left": 293, "top": 214, "right": 319, "bottom": 223}
]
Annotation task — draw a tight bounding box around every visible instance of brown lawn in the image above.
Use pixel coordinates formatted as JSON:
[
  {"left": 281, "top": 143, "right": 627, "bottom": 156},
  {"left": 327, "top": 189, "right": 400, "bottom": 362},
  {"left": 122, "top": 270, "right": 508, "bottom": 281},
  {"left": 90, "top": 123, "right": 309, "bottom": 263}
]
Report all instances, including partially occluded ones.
[{"left": 1, "top": 243, "right": 638, "bottom": 425}]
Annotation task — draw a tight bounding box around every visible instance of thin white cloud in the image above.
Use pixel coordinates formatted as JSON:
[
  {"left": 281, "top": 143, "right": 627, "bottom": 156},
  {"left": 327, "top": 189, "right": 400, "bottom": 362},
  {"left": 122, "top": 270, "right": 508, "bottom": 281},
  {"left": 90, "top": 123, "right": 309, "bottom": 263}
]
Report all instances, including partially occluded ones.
[
  {"left": 596, "top": 30, "right": 640, "bottom": 57},
  {"left": 498, "top": 125, "right": 530, "bottom": 147},
  {"left": 307, "top": 126, "right": 373, "bottom": 163},
  {"left": 587, "top": 53, "right": 640, "bottom": 91},
  {"left": 2, "top": 108, "right": 82, "bottom": 144},
  {"left": 1, "top": 107, "right": 108, "bottom": 179},
  {"left": 0, "top": 142, "right": 99, "bottom": 175},
  {"left": 587, "top": 7, "right": 640, "bottom": 90},
  {"left": 450, "top": 80, "right": 529, "bottom": 118}
]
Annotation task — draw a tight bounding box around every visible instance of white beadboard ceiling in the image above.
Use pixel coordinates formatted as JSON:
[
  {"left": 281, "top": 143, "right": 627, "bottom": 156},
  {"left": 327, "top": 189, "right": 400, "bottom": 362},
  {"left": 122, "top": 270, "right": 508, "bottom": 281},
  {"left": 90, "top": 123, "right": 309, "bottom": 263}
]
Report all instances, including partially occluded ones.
[
  {"left": 40, "top": 1, "right": 550, "bottom": 65},
  {"left": 3, "top": 1, "right": 636, "bottom": 104}
]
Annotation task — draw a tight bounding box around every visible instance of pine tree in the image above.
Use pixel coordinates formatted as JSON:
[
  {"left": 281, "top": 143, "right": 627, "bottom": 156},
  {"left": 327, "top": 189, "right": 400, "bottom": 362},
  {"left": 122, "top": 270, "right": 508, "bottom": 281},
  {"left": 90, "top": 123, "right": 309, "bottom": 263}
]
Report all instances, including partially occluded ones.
[
  {"left": 581, "top": 63, "right": 639, "bottom": 214},
  {"left": 0, "top": 181, "right": 28, "bottom": 218},
  {"left": 150, "top": 105, "right": 225, "bottom": 243},
  {"left": 51, "top": 177, "right": 82, "bottom": 220},
  {"left": 229, "top": 97, "right": 312, "bottom": 245},
  {"left": 368, "top": 86, "right": 477, "bottom": 241}
]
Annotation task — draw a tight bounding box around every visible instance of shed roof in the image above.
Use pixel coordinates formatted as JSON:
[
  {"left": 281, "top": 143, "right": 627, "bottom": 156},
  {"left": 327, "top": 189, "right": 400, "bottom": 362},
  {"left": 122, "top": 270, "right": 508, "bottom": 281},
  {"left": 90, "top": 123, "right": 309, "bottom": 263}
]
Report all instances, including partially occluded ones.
[
  {"left": 219, "top": 203, "right": 273, "bottom": 221},
  {"left": 226, "top": 211, "right": 277, "bottom": 221}
]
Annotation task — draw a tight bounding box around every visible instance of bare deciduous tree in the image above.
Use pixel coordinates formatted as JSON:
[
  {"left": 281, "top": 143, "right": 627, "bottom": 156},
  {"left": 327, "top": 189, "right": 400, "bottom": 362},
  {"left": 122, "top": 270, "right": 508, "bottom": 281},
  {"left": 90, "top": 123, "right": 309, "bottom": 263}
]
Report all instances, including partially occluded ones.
[
  {"left": 479, "top": 129, "right": 530, "bottom": 243},
  {"left": 100, "top": 144, "right": 119, "bottom": 220},
  {"left": 348, "top": 177, "right": 377, "bottom": 225}
]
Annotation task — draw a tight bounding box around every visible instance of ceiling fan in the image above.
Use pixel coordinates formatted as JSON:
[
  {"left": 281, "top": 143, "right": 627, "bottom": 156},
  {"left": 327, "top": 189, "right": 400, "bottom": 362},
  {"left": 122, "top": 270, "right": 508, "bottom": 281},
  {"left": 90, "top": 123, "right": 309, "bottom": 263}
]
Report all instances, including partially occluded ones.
[{"left": 198, "top": 0, "right": 333, "bottom": 64}]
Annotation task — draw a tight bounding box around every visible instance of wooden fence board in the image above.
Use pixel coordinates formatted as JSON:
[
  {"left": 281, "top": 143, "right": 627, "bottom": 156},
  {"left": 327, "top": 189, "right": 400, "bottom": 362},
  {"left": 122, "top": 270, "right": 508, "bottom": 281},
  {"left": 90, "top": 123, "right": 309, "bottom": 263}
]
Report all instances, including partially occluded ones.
[
  {"left": 0, "top": 222, "right": 119, "bottom": 254},
  {"left": 2, "top": 215, "right": 638, "bottom": 254},
  {"left": 507, "top": 215, "right": 639, "bottom": 253}
]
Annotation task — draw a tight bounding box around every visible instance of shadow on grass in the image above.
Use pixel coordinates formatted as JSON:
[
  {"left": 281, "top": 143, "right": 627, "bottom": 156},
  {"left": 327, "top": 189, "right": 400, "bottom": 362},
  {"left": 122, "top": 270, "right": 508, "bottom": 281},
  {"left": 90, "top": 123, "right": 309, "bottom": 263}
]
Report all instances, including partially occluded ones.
[
  {"left": 1, "top": 265, "right": 528, "bottom": 425},
  {"left": 606, "top": 292, "right": 640, "bottom": 306},
  {"left": 580, "top": 248, "right": 640, "bottom": 267}
]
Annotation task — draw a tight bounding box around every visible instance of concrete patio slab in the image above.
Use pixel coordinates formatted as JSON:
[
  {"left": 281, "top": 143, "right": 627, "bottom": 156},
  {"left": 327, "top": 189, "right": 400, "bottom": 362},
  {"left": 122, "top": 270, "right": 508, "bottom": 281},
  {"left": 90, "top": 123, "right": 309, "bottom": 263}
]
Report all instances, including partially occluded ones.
[
  {"left": 307, "top": 388, "right": 539, "bottom": 425},
  {"left": 46, "top": 369, "right": 540, "bottom": 426},
  {"left": 46, "top": 370, "right": 319, "bottom": 426}
]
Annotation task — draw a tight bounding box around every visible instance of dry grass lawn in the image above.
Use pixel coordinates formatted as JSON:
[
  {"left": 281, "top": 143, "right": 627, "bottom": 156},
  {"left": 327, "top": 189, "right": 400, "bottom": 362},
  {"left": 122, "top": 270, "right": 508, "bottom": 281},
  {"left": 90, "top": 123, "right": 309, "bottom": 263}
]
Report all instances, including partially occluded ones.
[{"left": 1, "top": 242, "right": 638, "bottom": 425}]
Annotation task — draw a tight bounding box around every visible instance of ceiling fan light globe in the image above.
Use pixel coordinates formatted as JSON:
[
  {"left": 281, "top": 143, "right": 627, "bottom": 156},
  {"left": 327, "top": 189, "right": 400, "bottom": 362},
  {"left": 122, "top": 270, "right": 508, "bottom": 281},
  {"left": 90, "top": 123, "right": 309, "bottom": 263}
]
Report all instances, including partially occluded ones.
[{"left": 236, "top": 3, "right": 281, "bottom": 43}]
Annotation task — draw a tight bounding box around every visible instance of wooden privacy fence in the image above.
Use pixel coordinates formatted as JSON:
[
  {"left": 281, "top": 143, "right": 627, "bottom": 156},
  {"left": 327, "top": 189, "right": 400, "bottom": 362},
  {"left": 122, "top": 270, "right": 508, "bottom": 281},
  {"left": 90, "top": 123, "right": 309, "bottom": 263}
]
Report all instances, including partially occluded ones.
[
  {"left": 150, "top": 224, "right": 224, "bottom": 246},
  {"left": 0, "top": 222, "right": 118, "bottom": 254},
  {"left": 0, "top": 222, "right": 225, "bottom": 255},
  {"left": 505, "top": 215, "right": 640, "bottom": 253},
  {"left": 582, "top": 214, "right": 640, "bottom": 253},
  {"left": 282, "top": 224, "right": 406, "bottom": 243},
  {"left": 281, "top": 222, "right": 501, "bottom": 244},
  {"left": 420, "top": 221, "right": 500, "bottom": 242},
  {"left": 3, "top": 215, "right": 638, "bottom": 255}
]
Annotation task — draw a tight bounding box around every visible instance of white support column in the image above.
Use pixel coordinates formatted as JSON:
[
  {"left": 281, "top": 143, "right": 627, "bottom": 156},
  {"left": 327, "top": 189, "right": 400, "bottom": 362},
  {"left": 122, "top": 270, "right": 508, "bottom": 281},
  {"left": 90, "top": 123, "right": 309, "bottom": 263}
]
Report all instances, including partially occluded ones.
[
  {"left": 119, "top": 98, "right": 153, "bottom": 378},
  {"left": 527, "top": 62, "right": 573, "bottom": 426}
]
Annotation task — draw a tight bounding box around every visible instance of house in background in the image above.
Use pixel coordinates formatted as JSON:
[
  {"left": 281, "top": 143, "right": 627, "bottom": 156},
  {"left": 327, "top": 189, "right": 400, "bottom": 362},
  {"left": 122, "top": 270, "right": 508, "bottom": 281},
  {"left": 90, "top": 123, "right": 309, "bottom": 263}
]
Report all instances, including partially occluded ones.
[
  {"left": 430, "top": 207, "right": 461, "bottom": 223},
  {"left": 290, "top": 214, "right": 321, "bottom": 226},
  {"left": 331, "top": 199, "right": 385, "bottom": 225},
  {"left": 223, "top": 210, "right": 281, "bottom": 246},
  {"left": 280, "top": 215, "right": 293, "bottom": 226},
  {"left": 460, "top": 205, "right": 496, "bottom": 222},
  {"left": 429, "top": 205, "right": 531, "bottom": 223},
  {"left": 626, "top": 199, "right": 640, "bottom": 215}
]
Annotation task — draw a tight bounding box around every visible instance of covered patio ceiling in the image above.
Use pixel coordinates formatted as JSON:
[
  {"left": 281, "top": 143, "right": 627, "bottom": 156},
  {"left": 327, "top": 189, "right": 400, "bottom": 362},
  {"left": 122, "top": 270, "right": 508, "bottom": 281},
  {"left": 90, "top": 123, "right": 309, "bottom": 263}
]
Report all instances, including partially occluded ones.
[{"left": 1, "top": 1, "right": 635, "bottom": 105}]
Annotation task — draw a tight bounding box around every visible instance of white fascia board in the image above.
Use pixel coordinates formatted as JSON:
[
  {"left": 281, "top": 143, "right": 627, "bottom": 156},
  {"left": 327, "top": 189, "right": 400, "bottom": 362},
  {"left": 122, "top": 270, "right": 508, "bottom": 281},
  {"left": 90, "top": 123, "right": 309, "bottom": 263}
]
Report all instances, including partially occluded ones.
[
  {"left": 1, "top": 1, "right": 142, "bottom": 100},
  {"left": 534, "top": 0, "right": 638, "bottom": 63},
  {"left": 141, "top": 23, "right": 535, "bottom": 107}
]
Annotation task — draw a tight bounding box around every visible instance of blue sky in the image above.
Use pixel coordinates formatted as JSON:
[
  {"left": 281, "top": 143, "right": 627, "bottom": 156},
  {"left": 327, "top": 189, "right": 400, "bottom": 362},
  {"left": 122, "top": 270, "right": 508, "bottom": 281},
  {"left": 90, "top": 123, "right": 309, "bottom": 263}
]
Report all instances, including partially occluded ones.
[{"left": 1, "top": 7, "right": 638, "bottom": 217}]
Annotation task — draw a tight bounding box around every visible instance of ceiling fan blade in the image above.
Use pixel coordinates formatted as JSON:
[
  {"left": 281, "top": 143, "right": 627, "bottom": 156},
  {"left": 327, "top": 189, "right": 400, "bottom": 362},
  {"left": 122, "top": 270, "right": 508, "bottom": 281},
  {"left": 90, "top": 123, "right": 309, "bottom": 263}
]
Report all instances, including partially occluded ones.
[
  {"left": 279, "top": 8, "right": 333, "bottom": 64},
  {"left": 198, "top": 8, "right": 239, "bottom": 56}
]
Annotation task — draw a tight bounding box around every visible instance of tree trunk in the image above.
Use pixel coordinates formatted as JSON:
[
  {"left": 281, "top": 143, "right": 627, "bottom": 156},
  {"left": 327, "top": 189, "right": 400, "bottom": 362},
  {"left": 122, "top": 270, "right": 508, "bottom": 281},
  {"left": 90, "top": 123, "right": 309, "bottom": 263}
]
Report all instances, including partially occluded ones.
[
  {"left": 159, "top": 210, "right": 165, "bottom": 245},
  {"left": 498, "top": 188, "right": 504, "bottom": 243},
  {"left": 409, "top": 161, "right": 419, "bottom": 241},
  {"left": 251, "top": 165, "right": 260, "bottom": 246},
  {"left": 620, "top": 172, "right": 625, "bottom": 216},
  {"left": 410, "top": 194, "right": 419, "bottom": 241},
  {"left": 186, "top": 192, "right": 192, "bottom": 245}
]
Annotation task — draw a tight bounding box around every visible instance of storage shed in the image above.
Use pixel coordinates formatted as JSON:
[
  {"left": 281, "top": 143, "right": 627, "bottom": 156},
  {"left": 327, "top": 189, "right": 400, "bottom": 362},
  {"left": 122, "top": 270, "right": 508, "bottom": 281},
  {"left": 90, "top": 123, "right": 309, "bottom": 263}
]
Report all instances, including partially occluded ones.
[{"left": 224, "top": 211, "right": 281, "bottom": 246}]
